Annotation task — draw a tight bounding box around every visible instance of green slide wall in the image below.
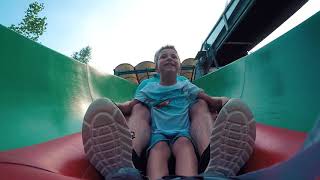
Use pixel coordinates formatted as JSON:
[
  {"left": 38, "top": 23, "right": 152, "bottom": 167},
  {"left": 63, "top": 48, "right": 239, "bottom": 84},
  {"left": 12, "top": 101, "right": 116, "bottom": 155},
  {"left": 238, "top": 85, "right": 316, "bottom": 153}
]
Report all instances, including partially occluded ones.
[
  {"left": 195, "top": 11, "right": 320, "bottom": 132},
  {"left": 0, "top": 25, "right": 137, "bottom": 151}
]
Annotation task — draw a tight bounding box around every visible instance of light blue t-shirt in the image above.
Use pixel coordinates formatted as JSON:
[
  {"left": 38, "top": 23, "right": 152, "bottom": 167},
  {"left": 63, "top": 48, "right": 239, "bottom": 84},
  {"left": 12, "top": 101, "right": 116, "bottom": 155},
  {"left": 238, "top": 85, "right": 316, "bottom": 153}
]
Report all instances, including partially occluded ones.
[{"left": 134, "top": 75, "right": 202, "bottom": 135}]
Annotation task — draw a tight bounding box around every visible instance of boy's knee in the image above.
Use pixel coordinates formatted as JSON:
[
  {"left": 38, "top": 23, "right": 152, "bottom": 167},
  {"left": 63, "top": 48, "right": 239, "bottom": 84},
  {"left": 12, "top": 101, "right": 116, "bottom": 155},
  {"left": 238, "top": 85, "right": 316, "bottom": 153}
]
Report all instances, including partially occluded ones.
[
  {"left": 150, "top": 141, "right": 170, "bottom": 156},
  {"left": 175, "top": 137, "right": 192, "bottom": 146},
  {"left": 172, "top": 137, "right": 194, "bottom": 154}
]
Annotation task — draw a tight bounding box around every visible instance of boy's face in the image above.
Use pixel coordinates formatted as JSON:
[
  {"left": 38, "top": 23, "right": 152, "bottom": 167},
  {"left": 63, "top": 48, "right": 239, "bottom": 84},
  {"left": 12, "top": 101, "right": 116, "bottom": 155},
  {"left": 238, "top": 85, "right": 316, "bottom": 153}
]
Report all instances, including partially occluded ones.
[{"left": 157, "top": 48, "right": 180, "bottom": 74}]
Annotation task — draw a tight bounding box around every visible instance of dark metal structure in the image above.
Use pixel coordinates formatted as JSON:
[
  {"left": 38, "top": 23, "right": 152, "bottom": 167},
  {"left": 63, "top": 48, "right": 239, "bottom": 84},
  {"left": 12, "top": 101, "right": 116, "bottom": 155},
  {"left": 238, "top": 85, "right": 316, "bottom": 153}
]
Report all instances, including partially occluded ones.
[{"left": 194, "top": 0, "right": 308, "bottom": 79}]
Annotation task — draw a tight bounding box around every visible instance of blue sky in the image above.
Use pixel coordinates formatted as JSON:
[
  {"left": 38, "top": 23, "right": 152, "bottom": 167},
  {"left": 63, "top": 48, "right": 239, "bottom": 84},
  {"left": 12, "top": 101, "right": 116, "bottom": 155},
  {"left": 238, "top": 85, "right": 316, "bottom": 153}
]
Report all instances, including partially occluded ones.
[
  {"left": 1, "top": 1, "right": 125, "bottom": 59},
  {"left": 0, "top": 0, "right": 319, "bottom": 74}
]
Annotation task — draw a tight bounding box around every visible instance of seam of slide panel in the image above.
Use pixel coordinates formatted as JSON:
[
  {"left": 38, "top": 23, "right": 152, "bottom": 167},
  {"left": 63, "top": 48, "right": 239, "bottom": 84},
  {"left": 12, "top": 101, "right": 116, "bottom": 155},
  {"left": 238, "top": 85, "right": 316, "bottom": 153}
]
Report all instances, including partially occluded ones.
[
  {"left": 85, "top": 64, "right": 94, "bottom": 102},
  {"left": 239, "top": 60, "right": 246, "bottom": 98}
]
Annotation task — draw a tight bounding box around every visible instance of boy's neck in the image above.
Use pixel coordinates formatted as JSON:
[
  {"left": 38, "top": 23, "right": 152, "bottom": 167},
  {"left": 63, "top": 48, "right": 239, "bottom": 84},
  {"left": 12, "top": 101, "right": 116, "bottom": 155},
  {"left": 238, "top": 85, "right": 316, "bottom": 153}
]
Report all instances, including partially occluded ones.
[{"left": 159, "top": 73, "right": 177, "bottom": 86}]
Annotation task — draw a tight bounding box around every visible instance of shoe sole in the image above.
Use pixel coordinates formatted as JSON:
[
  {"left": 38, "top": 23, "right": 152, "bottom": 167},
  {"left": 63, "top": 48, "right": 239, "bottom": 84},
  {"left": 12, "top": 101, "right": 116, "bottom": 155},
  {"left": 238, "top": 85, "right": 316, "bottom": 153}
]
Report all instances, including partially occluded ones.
[
  {"left": 82, "top": 98, "right": 133, "bottom": 177},
  {"left": 206, "top": 98, "right": 256, "bottom": 176}
]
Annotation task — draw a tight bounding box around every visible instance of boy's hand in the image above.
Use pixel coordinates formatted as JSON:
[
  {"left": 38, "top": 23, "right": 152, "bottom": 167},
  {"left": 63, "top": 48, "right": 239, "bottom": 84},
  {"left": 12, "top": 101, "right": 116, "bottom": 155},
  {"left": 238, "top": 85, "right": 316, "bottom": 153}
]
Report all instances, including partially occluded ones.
[
  {"left": 116, "top": 101, "right": 132, "bottom": 115},
  {"left": 221, "top": 97, "right": 229, "bottom": 107},
  {"left": 198, "top": 92, "right": 229, "bottom": 113},
  {"left": 206, "top": 97, "right": 222, "bottom": 113},
  {"left": 210, "top": 97, "right": 229, "bottom": 113},
  {"left": 116, "top": 99, "right": 140, "bottom": 115}
]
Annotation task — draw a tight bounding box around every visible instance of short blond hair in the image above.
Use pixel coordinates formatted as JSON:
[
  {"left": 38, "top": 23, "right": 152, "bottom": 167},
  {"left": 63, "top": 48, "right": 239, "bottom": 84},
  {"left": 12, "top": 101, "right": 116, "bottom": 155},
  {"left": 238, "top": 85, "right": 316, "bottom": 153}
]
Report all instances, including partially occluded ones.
[{"left": 154, "top": 45, "right": 178, "bottom": 68}]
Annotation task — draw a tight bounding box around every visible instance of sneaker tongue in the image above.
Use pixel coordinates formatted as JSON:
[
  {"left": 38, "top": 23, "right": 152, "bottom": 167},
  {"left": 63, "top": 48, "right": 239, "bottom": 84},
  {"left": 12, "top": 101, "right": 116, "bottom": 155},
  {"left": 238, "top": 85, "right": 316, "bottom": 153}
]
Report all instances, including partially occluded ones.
[
  {"left": 105, "top": 167, "right": 142, "bottom": 180},
  {"left": 182, "top": 173, "right": 235, "bottom": 180},
  {"left": 200, "top": 171, "right": 233, "bottom": 180}
]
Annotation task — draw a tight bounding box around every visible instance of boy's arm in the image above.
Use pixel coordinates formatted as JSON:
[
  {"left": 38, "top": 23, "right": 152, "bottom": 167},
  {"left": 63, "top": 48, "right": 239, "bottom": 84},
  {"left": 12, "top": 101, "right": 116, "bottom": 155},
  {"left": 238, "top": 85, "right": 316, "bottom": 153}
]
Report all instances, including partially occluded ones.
[
  {"left": 116, "top": 99, "right": 140, "bottom": 115},
  {"left": 198, "top": 92, "right": 229, "bottom": 113},
  {"left": 119, "top": 77, "right": 150, "bottom": 115}
]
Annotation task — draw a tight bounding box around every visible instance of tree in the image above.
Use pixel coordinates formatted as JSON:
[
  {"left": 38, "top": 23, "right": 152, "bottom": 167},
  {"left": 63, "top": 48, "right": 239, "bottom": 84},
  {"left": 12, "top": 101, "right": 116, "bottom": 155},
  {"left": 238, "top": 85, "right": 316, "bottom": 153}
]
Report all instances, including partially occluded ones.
[
  {"left": 9, "top": 1, "right": 47, "bottom": 42},
  {"left": 72, "top": 46, "right": 92, "bottom": 64}
]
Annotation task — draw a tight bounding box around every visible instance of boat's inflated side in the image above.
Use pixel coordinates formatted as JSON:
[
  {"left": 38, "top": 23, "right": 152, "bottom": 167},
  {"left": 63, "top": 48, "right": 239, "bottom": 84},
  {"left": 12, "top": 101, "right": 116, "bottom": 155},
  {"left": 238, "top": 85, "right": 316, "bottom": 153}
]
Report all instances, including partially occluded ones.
[{"left": 0, "top": 123, "right": 306, "bottom": 179}]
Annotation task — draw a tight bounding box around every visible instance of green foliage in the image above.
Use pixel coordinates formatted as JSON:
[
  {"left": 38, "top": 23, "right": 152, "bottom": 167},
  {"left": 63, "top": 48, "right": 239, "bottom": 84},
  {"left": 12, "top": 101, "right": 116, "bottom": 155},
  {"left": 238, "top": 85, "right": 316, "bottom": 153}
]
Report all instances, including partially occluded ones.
[
  {"left": 9, "top": 1, "right": 47, "bottom": 41},
  {"left": 72, "top": 46, "right": 92, "bottom": 64}
]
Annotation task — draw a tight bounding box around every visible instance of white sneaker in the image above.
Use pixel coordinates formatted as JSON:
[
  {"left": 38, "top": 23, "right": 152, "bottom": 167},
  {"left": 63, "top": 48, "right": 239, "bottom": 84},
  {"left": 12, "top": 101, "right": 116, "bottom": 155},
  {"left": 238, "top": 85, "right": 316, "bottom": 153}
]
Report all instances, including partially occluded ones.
[
  {"left": 82, "top": 98, "right": 134, "bottom": 177},
  {"left": 205, "top": 98, "right": 256, "bottom": 176}
]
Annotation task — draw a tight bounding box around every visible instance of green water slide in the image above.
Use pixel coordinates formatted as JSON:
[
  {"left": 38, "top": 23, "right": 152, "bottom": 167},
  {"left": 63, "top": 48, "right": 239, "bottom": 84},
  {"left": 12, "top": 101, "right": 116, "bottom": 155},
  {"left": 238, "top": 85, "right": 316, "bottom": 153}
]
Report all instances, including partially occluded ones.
[
  {"left": 0, "top": 27, "right": 137, "bottom": 151},
  {"left": 0, "top": 11, "right": 319, "bottom": 152}
]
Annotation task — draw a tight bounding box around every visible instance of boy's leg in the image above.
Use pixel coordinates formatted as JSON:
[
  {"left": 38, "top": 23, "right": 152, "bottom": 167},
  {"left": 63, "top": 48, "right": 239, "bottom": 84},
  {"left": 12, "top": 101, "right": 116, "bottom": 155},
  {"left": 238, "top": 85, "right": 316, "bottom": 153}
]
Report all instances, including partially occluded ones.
[
  {"left": 147, "top": 141, "right": 171, "bottom": 180},
  {"left": 190, "top": 98, "right": 229, "bottom": 157},
  {"left": 127, "top": 103, "right": 151, "bottom": 156},
  {"left": 82, "top": 98, "right": 141, "bottom": 179},
  {"left": 171, "top": 137, "right": 198, "bottom": 176},
  {"left": 190, "top": 99, "right": 213, "bottom": 156}
]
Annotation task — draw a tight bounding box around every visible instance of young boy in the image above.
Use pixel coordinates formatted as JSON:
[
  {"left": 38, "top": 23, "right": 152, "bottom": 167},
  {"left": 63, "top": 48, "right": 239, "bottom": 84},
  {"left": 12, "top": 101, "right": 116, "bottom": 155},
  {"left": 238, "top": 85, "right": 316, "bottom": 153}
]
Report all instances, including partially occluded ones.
[
  {"left": 122, "top": 45, "right": 224, "bottom": 179},
  {"left": 82, "top": 45, "right": 255, "bottom": 180}
]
